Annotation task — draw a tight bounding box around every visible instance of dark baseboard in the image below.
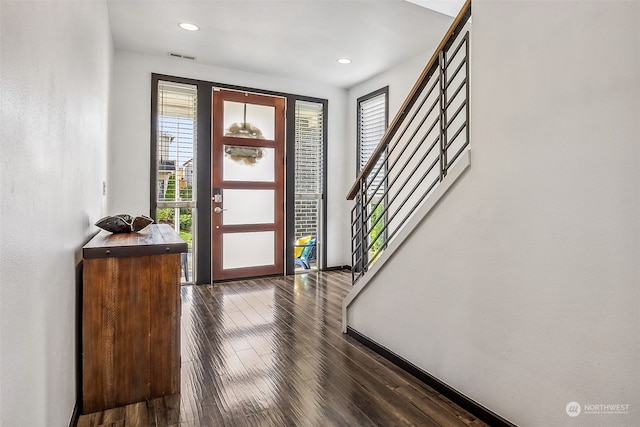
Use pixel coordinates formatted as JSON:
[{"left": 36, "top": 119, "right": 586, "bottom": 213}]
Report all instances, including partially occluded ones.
[
  {"left": 68, "top": 402, "right": 79, "bottom": 427},
  {"left": 324, "top": 265, "right": 352, "bottom": 271},
  {"left": 207, "top": 273, "right": 285, "bottom": 285},
  {"left": 198, "top": 265, "right": 351, "bottom": 286},
  {"left": 346, "top": 327, "right": 516, "bottom": 427}
]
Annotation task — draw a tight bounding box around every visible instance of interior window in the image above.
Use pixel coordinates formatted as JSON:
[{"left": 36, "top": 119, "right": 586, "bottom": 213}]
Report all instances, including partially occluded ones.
[
  {"left": 155, "top": 80, "right": 197, "bottom": 284},
  {"left": 293, "top": 100, "right": 325, "bottom": 271},
  {"left": 357, "top": 87, "right": 388, "bottom": 264}
]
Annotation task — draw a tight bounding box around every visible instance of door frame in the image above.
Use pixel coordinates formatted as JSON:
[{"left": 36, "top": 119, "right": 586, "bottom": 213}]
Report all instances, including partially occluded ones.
[
  {"left": 150, "top": 73, "right": 328, "bottom": 284},
  {"left": 211, "top": 89, "right": 286, "bottom": 281}
]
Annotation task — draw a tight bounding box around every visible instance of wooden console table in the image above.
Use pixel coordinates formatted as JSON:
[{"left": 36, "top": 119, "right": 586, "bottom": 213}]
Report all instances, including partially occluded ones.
[{"left": 81, "top": 224, "right": 187, "bottom": 414}]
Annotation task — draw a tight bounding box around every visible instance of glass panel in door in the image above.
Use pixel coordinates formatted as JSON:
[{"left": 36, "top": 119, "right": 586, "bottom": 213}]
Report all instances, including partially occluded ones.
[{"left": 211, "top": 90, "right": 285, "bottom": 281}]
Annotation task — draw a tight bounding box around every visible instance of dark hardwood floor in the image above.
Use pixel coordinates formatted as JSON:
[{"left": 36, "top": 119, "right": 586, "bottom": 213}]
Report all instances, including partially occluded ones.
[{"left": 77, "top": 270, "right": 488, "bottom": 427}]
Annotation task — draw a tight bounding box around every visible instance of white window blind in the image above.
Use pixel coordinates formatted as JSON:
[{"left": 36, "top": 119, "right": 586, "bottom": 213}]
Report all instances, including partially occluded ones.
[
  {"left": 358, "top": 90, "right": 387, "bottom": 196},
  {"left": 294, "top": 100, "right": 324, "bottom": 246},
  {"left": 157, "top": 81, "right": 197, "bottom": 203},
  {"left": 295, "top": 101, "right": 324, "bottom": 195}
]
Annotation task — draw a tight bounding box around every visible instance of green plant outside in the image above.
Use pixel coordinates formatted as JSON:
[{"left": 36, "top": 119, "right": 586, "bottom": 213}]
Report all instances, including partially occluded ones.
[
  {"left": 180, "top": 230, "right": 193, "bottom": 249},
  {"left": 369, "top": 201, "right": 385, "bottom": 261},
  {"left": 164, "top": 174, "right": 176, "bottom": 201},
  {"left": 157, "top": 208, "right": 173, "bottom": 223},
  {"left": 157, "top": 205, "right": 193, "bottom": 249}
]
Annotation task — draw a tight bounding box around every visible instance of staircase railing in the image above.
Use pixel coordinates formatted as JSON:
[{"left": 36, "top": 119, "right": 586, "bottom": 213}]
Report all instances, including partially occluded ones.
[{"left": 347, "top": 0, "right": 471, "bottom": 283}]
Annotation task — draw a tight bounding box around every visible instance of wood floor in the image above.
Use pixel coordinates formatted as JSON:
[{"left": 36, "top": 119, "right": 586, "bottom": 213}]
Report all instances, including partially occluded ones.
[{"left": 77, "top": 270, "right": 488, "bottom": 427}]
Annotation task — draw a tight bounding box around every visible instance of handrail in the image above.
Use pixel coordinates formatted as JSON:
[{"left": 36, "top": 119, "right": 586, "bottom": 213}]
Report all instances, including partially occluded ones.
[
  {"left": 347, "top": 0, "right": 472, "bottom": 200},
  {"left": 348, "top": 0, "right": 471, "bottom": 283}
]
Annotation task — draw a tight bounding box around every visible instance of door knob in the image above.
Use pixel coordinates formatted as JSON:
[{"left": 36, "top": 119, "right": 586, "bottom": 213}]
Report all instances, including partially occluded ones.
[{"left": 214, "top": 207, "right": 227, "bottom": 214}]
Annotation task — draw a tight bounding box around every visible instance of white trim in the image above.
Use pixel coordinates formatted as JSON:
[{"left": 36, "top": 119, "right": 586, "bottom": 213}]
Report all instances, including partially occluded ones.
[{"left": 342, "top": 150, "right": 472, "bottom": 333}]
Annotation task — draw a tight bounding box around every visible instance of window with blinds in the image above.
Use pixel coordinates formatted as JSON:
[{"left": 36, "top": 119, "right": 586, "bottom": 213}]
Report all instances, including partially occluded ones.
[
  {"left": 357, "top": 87, "right": 388, "bottom": 263},
  {"left": 156, "top": 80, "right": 197, "bottom": 283},
  {"left": 295, "top": 101, "right": 323, "bottom": 196},
  {"left": 358, "top": 88, "right": 388, "bottom": 196},
  {"left": 294, "top": 100, "right": 325, "bottom": 270},
  {"left": 157, "top": 81, "right": 197, "bottom": 204}
]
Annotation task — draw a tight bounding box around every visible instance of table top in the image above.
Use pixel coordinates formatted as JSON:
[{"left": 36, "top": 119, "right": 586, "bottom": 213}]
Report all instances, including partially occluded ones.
[{"left": 83, "top": 224, "right": 188, "bottom": 259}]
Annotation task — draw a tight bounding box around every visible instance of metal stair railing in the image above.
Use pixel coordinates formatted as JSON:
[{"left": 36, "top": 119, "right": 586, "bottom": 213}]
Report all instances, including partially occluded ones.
[{"left": 348, "top": 0, "right": 472, "bottom": 284}]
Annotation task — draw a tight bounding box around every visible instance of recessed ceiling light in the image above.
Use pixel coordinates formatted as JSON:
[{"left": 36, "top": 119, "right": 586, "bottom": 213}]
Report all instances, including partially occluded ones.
[
  {"left": 337, "top": 58, "right": 352, "bottom": 64},
  {"left": 179, "top": 22, "right": 199, "bottom": 31}
]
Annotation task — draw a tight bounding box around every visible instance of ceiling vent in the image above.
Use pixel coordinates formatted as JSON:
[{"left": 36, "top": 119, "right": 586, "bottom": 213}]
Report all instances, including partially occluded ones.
[{"left": 168, "top": 52, "right": 197, "bottom": 61}]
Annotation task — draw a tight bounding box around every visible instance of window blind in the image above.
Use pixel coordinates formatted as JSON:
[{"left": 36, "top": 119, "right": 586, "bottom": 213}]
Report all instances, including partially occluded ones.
[
  {"left": 157, "top": 81, "right": 197, "bottom": 203},
  {"left": 294, "top": 100, "right": 324, "bottom": 244},
  {"left": 358, "top": 91, "right": 387, "bottom": 196},
  {"left": 295, "top": 100, "right": 324, "bottom": 195}
]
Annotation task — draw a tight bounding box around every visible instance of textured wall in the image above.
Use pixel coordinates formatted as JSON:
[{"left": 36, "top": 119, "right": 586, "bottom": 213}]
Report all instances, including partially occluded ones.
[
  {"left": 0, "top": 1, "right": 112, "bottom": 425},
  {"left": 347, "top": 1, "right": 640, "bottom": 426}
]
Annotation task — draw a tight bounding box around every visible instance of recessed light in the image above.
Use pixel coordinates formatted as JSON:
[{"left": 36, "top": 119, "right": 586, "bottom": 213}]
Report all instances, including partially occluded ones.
[
  {"left": 337, "top": 58, "right": 352, "bottom": 64},
  {"left": 179, "top": 22, "right": 199, "bottom": 31}
]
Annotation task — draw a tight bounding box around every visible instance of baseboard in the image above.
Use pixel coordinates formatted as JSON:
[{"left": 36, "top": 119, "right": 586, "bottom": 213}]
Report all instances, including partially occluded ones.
[
  {"left": 206, "top": 267, "right": 352, "bottom": 284},
  {"left": 324, "top": 265, "right": 351, "bottom": 271},
  {"left": 68, "top": 402, "right": 79, "bottom": 427},
  {"left": 210, "top": 272, "right": 285, "bottom": 284},
  {"left": 346, "top": 327, "right": 516, "bottom": 427}
]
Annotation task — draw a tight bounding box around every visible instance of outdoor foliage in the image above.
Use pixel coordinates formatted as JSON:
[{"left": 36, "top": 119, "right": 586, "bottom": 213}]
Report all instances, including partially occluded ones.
[
  {"left": 158, "top": 208, "right": 192, "bottom": 249},
  {"left": 179, "top": 211, "right": 192, "bottom": 230},
  {"left": 157, "top": 208, "right": 192, "bottom": 228},
  {"left": 162, "top": 174, "right": 192, "bottom": 202},
  {"left": 158, "top": 173, "right": 193, "bottom": 245},
  {"left": 369, "top": 201, "right": 385, "bottom": 260},
  {"left": 157, "top": 208, "right": 174, "bottom": 223},
  {"left": 164, "top": 174, "right": 176, "bottom": 201}
]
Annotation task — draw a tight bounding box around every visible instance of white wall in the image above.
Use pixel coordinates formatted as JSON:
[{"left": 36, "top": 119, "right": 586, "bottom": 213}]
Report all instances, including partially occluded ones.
[
  {"left": 347, "top": 1, "right": 640, "bottom": 426},
  {"left": 0, "top": 1, "right": 112, "bottom": 425},
  {"left": 347, "top": 49, "right": 435, "bottom": 148},
  {"left": 110, "top": 50, "right": 351, "bottom": 268}
]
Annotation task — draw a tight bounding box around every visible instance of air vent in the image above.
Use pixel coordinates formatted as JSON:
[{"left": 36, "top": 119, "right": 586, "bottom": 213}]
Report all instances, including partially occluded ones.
[{"left": 168, "top": 52, "right": 197, "bottom": 61}]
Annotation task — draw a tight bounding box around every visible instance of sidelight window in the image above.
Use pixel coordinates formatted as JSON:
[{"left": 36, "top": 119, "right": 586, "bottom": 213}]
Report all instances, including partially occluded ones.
[{"left": 155, "top": 80, "right": 197, "bottom": 283}]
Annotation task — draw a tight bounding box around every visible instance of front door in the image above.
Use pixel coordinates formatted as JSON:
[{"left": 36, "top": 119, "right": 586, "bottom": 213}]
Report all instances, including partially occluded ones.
[{"left": 211, "top": 90, "right": 285, "bottom": 281}]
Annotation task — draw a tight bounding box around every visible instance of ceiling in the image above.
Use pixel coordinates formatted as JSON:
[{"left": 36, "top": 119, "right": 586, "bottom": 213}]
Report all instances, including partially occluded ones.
[{"left": 106, "top": 0, "right": 458, "bottom": 89}]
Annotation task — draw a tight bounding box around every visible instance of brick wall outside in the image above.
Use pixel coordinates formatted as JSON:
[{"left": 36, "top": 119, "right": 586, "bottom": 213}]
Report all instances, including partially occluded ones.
[
  {"left": 295, "top": 200, "right": 318, "bottom": 240},
  {"left": 294, "top": 103, "right": 323, "bottom": 241}
]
